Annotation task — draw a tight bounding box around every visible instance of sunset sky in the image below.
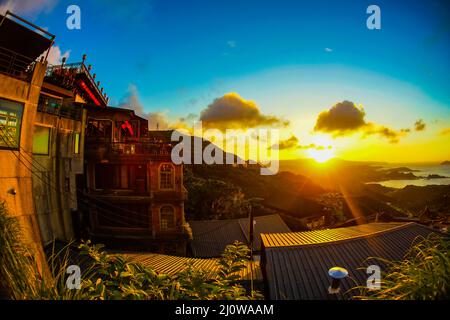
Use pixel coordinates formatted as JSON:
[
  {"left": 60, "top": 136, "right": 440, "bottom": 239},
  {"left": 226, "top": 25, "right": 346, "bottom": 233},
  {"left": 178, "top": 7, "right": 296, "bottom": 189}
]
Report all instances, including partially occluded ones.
[{"left": 3, "top": 0, "right": 449, "bottom": 163}]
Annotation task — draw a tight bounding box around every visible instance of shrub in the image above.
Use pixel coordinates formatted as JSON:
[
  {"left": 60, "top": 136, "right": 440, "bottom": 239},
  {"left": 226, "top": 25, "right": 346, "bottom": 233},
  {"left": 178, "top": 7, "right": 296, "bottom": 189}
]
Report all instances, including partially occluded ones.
[
  {"left": 353, "top": 235, "right": 450, "bottom": 300},
  {"left": 0, "top": 202, "right": 262, "bottom": 300}
]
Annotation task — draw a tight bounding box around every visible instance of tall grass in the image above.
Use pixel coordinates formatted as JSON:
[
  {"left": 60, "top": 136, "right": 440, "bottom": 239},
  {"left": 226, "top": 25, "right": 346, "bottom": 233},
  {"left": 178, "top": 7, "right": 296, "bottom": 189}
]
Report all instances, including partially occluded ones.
[
  {"left": 0, "top": 202, "right": 261, "bottom": 300},
  {"left": 0, "top": 202, "right": 90, "bottom": 299},
  {"left": 353, "top": 234, "right": 450, "bottom": 300}
]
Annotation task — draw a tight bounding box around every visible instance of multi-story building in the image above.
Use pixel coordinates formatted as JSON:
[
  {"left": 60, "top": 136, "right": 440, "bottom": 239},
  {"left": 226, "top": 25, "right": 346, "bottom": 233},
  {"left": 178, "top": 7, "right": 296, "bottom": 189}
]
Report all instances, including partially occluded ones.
[
  {"left": 0, "top": 11, "right": 55, "bottom": 268},
  {"left": 32, "top": 55, "right": 109, "bottom": 244},
  {"left": 80, "top": 105, "right": 190, "bottom": 255},
  {"left": 1, "top": 11, "right": 190, "bottom": 258}
]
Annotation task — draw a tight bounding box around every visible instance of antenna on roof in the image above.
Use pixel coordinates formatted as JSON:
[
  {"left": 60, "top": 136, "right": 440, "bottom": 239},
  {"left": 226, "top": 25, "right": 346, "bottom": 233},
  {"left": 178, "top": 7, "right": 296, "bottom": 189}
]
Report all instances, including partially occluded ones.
[{"left": 328, "top": 267, "right": 348, "bottom": 294}]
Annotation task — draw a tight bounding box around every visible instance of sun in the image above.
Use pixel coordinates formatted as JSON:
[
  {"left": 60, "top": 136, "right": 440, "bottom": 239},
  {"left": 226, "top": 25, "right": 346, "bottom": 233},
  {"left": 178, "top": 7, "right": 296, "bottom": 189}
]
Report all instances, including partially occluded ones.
[
  {"left": 305, "top": 135, "right": 336, "bottom": 163},
  {"left": 307, "top": 148, "right": 335, "bottom": 163}
]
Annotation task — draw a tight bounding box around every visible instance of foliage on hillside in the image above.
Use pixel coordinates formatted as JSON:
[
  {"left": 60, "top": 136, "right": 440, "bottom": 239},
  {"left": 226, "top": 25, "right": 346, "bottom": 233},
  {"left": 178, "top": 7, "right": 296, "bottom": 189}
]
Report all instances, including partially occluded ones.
[
  {"left": 184, "top": 167, "right": 252, "bottom": 220},
  {"left": 185, "top": 164, "right": 325, "bottom": 220}
]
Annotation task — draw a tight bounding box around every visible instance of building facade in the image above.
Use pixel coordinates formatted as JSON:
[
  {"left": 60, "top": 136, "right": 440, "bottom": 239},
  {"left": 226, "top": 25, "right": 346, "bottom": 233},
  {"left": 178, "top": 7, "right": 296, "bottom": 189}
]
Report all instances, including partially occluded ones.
[
  {"left": 1, "top": 11, "right": 190, "bottom": 259},
  {"left": 81, "top": 106, "right": 190, "bottom": 255},
  {"left": 0, "top": 12, "right": 55, "bottom": 268}
]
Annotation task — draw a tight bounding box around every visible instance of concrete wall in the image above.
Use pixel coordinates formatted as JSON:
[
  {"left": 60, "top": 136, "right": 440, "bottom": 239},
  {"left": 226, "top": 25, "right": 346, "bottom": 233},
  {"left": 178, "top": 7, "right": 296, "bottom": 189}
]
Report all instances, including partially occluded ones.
[
  {"left": 32, "top": 110, "right": 86, "bottom": 244},
  {"left": 0, "top": 62, "right": 48, "bottom": 269}
]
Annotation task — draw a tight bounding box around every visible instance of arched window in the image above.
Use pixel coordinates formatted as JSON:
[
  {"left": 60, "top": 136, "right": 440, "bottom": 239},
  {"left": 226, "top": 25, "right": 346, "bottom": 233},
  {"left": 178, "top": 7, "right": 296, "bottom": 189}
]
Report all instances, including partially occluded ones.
[
  {"left": 160, "top": 206, "right": 175, "bottom": 230},
  {"left": 159, "top": 164, "right": 174, "bottom": 189}
]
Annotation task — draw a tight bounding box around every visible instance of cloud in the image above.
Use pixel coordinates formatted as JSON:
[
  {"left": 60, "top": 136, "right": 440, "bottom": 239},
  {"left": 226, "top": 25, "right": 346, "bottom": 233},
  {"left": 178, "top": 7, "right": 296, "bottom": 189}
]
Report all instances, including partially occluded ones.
[
  {"left": 0, "top": 0, "right": 58, "bottom": 16},
  {"left": 414, "top": 119, "right": 426, "bottom": 131},
  {"left": 178, "top": 113, "right": 197, "bottom": 124},
  {"left": 440, "top": 128, "right": 450, "bottom": 136},
  {"left": 271, "top": 135, "right": 299, "bottom": 150},
  {"left": 120, "top": 84, "right": 169, "bottom": 130},
  {"left": 314, "top": 100, "right": 407, "bottom": 143},
  {"left": 227, "top": 40, "right": 236, "bottom": 48},
  {"left": 44, "top": 45, "right": 70, "bottom": 65},
  {"left": 270, "top": 135, "right": 332, "bottom": 151},
  {"left": 199, "top": 92, "right": 289, "bottom": 131},
  {"left": 119, "top": 84, "right": 194, "bottom": 131},
  {"left": 363, "top": 123, "right": 404, "bottom": 144},
  {"left": 314, "top": 101, "right": 366, "bottom": 134},
  {"left": 325, "top": 48, "right": 333, "bottom": 53},
  {"left": 298, "top": 144, "right": 332, "bottom": 150}
]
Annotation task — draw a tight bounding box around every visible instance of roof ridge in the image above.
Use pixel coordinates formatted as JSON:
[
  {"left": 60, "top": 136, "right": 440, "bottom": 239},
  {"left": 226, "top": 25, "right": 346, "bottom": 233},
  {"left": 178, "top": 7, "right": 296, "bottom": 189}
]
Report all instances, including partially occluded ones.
[{"left": 261, "top": 222, "right": 418, "bottom": 249}]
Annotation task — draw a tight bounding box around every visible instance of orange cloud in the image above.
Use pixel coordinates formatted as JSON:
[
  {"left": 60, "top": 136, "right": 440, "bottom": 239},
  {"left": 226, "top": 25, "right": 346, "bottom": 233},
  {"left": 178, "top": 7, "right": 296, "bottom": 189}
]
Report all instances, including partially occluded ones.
[
  {"left": 200, "top": 92, "right": 289, "bottom": 131},
  {"left": 414, "top": 119, "right": 426, "bottom": 131},
  {"left": 314, "top": 100, "right": 407, "bottom": 143}
]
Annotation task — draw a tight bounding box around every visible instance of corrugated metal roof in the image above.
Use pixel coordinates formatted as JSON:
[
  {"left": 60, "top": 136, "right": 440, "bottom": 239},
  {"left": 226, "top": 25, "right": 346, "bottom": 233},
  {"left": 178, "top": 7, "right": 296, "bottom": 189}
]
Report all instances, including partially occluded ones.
[
  {"left": 261, "top": 222, "right": 408, "bottom": 248},
  {"left": 121, "top": 252, "right": 262, "bottom": 281},
  {"left": 189, "top": 214, "right": 291, "bottom": 258},
  {"left": 238, "top": 214, "right": 291, "bottom": 251},
  {"left": 261, "top": 222, "right": 441, "bottom": 300}
]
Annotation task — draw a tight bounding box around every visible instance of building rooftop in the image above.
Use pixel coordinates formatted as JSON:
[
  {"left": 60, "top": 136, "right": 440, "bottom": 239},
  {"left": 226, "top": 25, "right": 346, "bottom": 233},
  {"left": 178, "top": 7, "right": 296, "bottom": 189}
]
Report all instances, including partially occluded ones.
[
  {"left": 119, "top": 252, "right": 262, "bottom": 282},
  {"left": 261, "top": 222, "right": 409, "bottom": 248},
  {"left": 0, "top": 11, "right": 54, "bottom": 78},
  {"left": 261, "top": 222, "right": 442, "bottom": 300},
  {"left": 189, "top": 214, "right": 291, "bottom": 258}
]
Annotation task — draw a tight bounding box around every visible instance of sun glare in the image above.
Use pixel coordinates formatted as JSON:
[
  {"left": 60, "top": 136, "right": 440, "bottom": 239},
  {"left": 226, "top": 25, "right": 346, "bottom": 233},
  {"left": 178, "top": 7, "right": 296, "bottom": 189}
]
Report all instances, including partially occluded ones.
[
  {"left": 306, "top": 135, "right": 335, "bottom": 163},
  {"left": 307, "top": 148, "right": 335, "bottom": 163}
]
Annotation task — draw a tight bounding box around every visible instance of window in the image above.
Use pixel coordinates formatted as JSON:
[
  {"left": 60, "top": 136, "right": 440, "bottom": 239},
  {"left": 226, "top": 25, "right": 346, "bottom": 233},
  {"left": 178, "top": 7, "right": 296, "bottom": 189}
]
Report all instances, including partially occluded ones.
[
  {"left": 160, "top": 206, "right": 175, "bottom": 230},
  {"left": 86, "top": 119, "right": 112, "bottom": 139},
  {"left": 38, "top": 95, "right": 62, "bottom": 115},
  {"left": 0, "top": 99, "right": 23, "bottom": 149},
  {"left": 159, "top": 164, "right": 174, "bottom": 189},
  {"left": 32, "top": 125, "right": 50, "bottom": 155},
  {"left": 116, "top": 120, "right": 139, "bottom": 140},
  {"left": 74, "top": 132, "right": 80, "bottom": 154}
]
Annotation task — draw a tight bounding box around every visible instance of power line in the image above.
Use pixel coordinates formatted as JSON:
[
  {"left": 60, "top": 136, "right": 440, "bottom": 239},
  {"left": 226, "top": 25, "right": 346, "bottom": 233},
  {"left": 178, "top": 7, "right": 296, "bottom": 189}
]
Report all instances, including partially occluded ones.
[{"left": 0, "top": 126, "right": 156, "bottom": 227}]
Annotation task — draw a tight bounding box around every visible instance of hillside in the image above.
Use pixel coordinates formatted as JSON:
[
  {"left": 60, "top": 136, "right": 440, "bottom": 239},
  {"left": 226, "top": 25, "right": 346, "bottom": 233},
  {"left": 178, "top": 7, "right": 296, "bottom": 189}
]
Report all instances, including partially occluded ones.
[
  {"left": 181, "top": 137, "right": 446, "bottom": 226},
  {"left": 186, "top": 164, "right": 325, "bottom": 219}
]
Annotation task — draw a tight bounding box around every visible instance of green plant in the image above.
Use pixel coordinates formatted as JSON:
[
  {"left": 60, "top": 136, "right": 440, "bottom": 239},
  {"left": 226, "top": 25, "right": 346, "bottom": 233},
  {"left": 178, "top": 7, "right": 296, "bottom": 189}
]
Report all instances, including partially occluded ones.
[
  {"left": 0, "top": 202, "right": 261, "bottom": 300},
  {"left": 353, "top": 235, "right": 450, "bottom": 300},
  {"left": 76, "top": 240, "right": 262, "bottom": 300},
  {"left": 0, "top": 202, "right": 81, "bottom": 299}
]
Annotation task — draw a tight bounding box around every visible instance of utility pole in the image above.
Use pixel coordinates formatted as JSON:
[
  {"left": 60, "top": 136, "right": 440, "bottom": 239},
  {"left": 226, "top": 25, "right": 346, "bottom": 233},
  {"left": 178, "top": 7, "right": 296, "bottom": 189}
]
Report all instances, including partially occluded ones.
[
  {"left": 248, "top": 203, "right": 254, "bottom": 295},
  {"left": 246, "top": 197, "right": 263, "bottom": 297}
]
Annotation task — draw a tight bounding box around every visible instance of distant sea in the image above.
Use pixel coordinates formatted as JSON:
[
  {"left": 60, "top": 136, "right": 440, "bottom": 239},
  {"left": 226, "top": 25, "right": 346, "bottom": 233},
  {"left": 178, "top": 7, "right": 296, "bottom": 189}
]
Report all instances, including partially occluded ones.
[{"left": 370, "top": 163, "right": 450, "bottom": 188}]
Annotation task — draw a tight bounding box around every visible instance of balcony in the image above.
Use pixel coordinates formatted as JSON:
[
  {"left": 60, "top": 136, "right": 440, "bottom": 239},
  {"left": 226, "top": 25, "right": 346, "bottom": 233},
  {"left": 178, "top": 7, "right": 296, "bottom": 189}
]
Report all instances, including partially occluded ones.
[
  {"left": 45, "top": 62, "right": 108, "bottom": 106},
  {"left": 37, "top": 95, "right": 83, "bottom": 121},
  {"left": 85, "top": 139, "right": 173, "bottom": 161},
  {"left": 0, "top": 11, "right": 54, "bottom": 81},
  {"left": 0, "top": 46, "right": 35, "bottom": 80}
]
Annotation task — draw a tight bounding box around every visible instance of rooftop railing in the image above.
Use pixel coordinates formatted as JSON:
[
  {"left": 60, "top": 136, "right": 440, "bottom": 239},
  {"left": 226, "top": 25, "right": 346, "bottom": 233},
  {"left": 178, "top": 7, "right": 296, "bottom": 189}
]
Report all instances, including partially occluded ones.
[
  {"left": 0, "top": 46, "right": 35, "bottom": 80},
  {"left": 45, "top": 61, "right": 108, "bottom": 106}
]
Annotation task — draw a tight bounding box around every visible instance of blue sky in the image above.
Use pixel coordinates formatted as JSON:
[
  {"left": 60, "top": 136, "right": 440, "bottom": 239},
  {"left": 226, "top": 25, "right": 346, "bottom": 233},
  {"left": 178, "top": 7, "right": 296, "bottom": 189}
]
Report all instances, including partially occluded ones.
[
  {"left": 21, "top": 0, "right": 447, "bottom": 110},
  {"left": 4, "top": 0, "right": 449, "bottom": 161}
]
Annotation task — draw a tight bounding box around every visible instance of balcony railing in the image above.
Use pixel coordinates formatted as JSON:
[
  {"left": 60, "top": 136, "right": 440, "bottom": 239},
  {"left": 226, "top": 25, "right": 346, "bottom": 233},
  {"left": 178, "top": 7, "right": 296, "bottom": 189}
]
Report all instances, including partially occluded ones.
[
  {"left": 0, "top": 46, "right": 35, "bottom": 80},
  {"left": 85, "top": 139, "right": 172, "bottom": 158},
  {"left": 45, "top": 62, "right": 108, "bottom": 106},
  {"left": 37, "top": 96, "right": 83, "bottom": 121}
]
